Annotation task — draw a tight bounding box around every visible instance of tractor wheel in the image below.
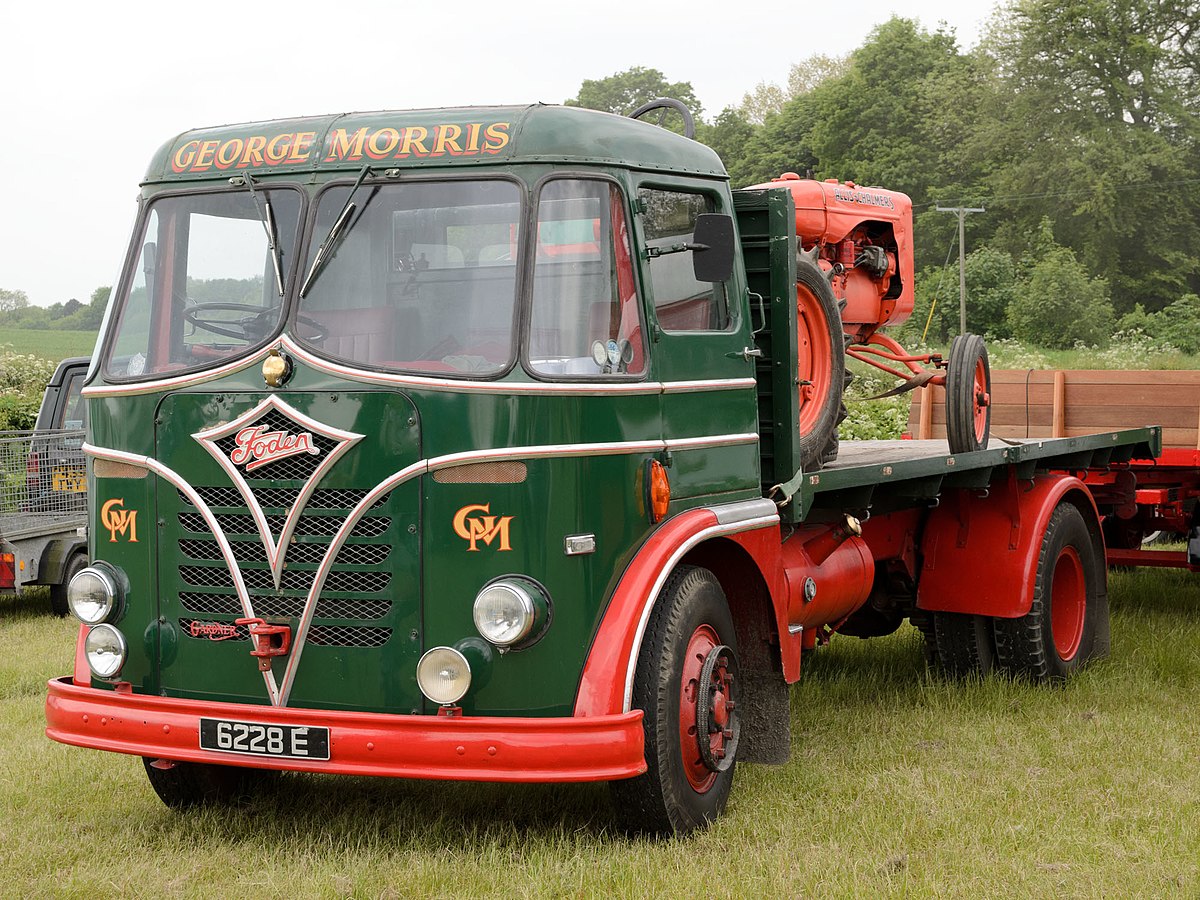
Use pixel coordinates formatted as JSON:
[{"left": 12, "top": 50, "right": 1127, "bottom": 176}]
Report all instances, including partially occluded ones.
[
  {"left": 932, "top": 612, "right": 996, "bottom": 677},
  {"left": 142, "top": 758, "right": 276, "bottom": 809},
  {"left": 993, "top": 502, "right": 1108, "bottom": 681},
  {"left": 610, "top": 566, "right": 740, "bottom": 835},
  {"left": 796, "top": 259, "right": 848, "bottom": 470},
  {"left": 50, "top": 551, "right": 88, "bottom": 618},
  {"left": 945, "top": 333, "right": 991, "bottom": 454}
]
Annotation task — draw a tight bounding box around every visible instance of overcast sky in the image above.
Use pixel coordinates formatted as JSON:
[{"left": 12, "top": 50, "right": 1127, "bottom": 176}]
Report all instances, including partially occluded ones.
[{"left": 0, "top": 0, "right": 996, "bottom": 308}]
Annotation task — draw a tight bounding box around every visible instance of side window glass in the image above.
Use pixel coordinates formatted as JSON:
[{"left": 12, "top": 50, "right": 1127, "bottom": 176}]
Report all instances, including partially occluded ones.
[
  {"left": 638, "top": 188, "right": 730, "bottom": 332},
  {"left": 528, "top": 180, "right": 645, "bottom": 378},
  {"left": 60, "top": 372, "right": 88, "bottom": 431}
]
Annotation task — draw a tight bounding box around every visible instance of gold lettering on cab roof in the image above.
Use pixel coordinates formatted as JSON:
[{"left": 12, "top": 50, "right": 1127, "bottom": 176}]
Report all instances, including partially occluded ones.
[
  {"left": 170, "top": 122, "right": 511, "bottom": 174},
  {"left": 323, "top": 122, "right": 510, "bottom": 162}
]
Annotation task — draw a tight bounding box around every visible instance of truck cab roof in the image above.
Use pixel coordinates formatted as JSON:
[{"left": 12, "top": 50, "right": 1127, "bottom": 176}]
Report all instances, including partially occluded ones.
[{"left": 145, "top": 104, "right": 727, "bottom": 185}]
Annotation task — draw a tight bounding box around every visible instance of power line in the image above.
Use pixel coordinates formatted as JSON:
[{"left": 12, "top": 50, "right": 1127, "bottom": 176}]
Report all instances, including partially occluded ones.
[{"left": 916, "top": 175, "right": 1200, "bottom": 211}]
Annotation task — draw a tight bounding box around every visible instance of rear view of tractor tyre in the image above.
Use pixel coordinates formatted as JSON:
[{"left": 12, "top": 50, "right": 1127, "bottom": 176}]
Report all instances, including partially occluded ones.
[
  {"left": 610, "top": 566, "right": 740, "bottom": 836},
  {"left": 142, "top": 758, "right": 276, "bottom": 809},
  {"left": 50, "top": 550, "right": 88, "bottom": 618},
  {"left": 993, "top": 502, "right": 1108, "bottom": 681},
  {"left": 945, "top": 333, "right": 991, "bottom": 454},
  {"left": 796, "top": 260, "right": 847, "bottom": 471},
  {"left": 932, "top": 612, "right": 996, "bottom": 677}
]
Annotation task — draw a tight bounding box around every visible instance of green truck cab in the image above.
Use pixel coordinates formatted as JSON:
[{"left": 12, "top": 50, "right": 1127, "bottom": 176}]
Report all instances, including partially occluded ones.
[{"left": 46, "top": 104, "right": 1157, "bottom": 834}]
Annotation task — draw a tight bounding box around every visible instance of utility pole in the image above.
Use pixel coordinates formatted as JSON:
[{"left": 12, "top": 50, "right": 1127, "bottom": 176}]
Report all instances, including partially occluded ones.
[{"left": 936, "top": 206, "right": 985, "bottom": 335}]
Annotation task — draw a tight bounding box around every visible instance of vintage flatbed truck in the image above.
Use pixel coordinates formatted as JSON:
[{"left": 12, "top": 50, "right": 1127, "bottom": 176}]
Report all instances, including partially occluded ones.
[{"left": 46, "top": 103, "right": 1158, "bottom": 835}]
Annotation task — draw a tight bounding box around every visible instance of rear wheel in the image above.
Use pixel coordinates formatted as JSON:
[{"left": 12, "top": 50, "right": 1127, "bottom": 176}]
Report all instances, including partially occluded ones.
[
  {"left": 142, "top": 758, "right": 276, "bottom": 809},
  {"left": 796, "top": 260, "right": 847, "bottom": 470},
  {"left": 993, "top": 503, "right": 1107, "bottom": 680},
  {"left": 610, "top": 566, "right": 740, "bottom": 835},
  {"left": 50, "top": 551, "right": 87, "bottom": 618},
  {"left": 946, "top": 333, "right": 991, "bottom": 454},
  {"left": 932, "top": 611, "right": 996, "bottom": 677}
]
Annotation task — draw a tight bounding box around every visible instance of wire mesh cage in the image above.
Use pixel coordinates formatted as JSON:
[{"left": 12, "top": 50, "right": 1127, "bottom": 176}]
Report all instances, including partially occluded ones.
[{"left": 0, "top": 429, "right": 87, "bottom": 538}]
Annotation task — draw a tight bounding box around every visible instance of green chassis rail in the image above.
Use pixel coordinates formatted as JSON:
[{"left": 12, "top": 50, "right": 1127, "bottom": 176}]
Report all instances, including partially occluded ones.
[{"left": 793, "top": 428, "right": 1162, "bottom": 521}]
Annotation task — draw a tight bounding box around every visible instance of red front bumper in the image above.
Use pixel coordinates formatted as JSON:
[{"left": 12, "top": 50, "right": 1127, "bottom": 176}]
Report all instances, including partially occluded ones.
[{"left": 45, "top": 678, "right": 646, "bottom": 783}]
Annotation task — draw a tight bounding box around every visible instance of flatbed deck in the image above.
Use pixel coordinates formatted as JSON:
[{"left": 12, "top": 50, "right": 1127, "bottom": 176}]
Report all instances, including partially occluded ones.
[{"left": 796, "top": 428, "right": 1161, "bottom": 519}]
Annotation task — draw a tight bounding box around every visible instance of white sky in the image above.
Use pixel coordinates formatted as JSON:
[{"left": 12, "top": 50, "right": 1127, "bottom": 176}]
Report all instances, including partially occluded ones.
[{"left": 0, "top": 0, "right": 996, "bottom": 308}]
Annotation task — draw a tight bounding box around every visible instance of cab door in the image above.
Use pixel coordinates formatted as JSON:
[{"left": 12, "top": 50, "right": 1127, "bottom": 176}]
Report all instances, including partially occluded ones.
[{"left": 632, "top": 179, "right": 761, "bottom": 502}]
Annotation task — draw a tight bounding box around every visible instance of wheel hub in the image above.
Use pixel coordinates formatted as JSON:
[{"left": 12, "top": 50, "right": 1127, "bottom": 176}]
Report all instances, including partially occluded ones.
[{"left": 694, "top": 643, "right": 739, "bottom": 776}]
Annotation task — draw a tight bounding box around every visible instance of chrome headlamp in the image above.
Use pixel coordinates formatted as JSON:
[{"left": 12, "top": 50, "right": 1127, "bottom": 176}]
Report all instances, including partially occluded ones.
[
  {"left": 84, "top": 624, "right": 127, "bottom": 679},
  {"left": 67, "top": 566, "right": 122, "bottom": 625},
  {"left": 472, "top": 576, "right": 551, "bottom": 650}
]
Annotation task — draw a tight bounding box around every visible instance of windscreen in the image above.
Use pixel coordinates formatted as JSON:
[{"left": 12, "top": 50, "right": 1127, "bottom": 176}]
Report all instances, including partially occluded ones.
[
  {"left": 295, "top": 179, "right": 522, "bottom": 376},
  {"left": 103, "top": 190, "right": 301, "bottom": 380}
]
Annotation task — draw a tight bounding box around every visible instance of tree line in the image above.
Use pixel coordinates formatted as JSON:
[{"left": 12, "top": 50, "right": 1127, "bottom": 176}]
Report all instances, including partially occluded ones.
[
  {"left": 568, "top": 0, "right": 1200, "bottom": 350},
  {"left": 4, "top": 0, "right": 1197, "bottom": 353}
]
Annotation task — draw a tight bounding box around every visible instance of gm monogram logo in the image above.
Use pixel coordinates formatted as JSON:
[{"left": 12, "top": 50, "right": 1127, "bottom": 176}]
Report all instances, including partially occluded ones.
[
  {"left": 452, "top": 503, "right": 513, "bottom": 552},
  {"left": 100, "top": 498, "right": 139, "bottom": 543}
]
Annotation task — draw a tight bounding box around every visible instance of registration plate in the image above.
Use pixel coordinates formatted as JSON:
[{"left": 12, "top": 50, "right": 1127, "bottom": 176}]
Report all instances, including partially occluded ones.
[
  {"left": 51, "top": 467, "right": 86, "bottom": 492},
  {"left": 199, "top": 717, "right": 330, "bottom": 760}
]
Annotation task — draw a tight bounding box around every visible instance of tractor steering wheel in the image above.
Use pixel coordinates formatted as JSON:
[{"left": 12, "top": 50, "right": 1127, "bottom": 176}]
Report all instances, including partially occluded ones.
[{"left": 628, "top": 98, "right": 696, "bottom": 140}]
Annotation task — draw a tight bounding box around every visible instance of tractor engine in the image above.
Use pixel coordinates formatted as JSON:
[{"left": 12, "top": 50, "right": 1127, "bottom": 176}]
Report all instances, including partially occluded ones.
[{"left": 767, "top": 172, "right": 915, "bottom": 344}]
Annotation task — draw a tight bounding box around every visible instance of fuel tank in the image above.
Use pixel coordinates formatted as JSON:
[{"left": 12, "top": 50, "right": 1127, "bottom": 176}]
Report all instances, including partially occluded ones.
[{"left": 780, "top": 519, "right": 875, "bottom": 632}]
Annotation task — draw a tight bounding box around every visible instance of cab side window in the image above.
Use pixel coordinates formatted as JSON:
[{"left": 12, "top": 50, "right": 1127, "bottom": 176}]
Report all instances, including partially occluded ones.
[{"left": 638, "top": 188, "right": 729, "bottom": 332}]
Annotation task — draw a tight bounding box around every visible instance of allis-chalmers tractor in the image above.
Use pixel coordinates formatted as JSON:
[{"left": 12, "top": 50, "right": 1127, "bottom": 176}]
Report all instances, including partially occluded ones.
[{"left": 747, "top": 172, "right": 991, "bottom": 470}]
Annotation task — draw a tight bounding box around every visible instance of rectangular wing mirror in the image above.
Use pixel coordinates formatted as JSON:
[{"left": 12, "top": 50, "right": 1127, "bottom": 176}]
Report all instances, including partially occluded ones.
[{"left": 691, "top": 213, "right": 735, "bottom": 283}]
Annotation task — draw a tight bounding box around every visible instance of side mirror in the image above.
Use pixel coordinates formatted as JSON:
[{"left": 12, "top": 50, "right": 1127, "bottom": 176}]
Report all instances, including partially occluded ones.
[{"left": 691, "top": 214, "right": 735, "bottom": 283}]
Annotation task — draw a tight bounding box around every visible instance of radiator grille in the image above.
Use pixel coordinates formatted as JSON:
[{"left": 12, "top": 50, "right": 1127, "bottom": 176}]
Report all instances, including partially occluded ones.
[{"left": 178, "top": 592, "right": 393, "bottom": 620}]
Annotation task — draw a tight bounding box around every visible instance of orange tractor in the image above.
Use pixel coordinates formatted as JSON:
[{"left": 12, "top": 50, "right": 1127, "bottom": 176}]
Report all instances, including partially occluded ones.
[{"left": 747, "top": 172, "right": 991, "bottom": 469}]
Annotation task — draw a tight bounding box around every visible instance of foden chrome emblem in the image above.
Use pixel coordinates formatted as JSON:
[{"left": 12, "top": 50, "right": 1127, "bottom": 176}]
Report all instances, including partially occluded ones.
[
  {"left": 452, "top": 503, "right": 514, "bottom": 552},
  {"left": 229, "top": 424, "right": 319, "bottom": 472}
]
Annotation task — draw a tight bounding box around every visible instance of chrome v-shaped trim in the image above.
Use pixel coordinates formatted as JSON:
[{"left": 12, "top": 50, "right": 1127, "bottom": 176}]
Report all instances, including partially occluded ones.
[{"left": 192, "top": 396, "right": 363, "bottom": 590}]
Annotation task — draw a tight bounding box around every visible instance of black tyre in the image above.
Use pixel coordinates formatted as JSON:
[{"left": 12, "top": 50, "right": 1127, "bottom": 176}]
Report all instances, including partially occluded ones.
[
  {"left": 142, "top": 758, "right": 275, "bottom": 809},
  {"left": 945, "top": 333, "right": 991, "bottom": 454},
  {"left": 993, "top": 502, "right": 1108, "bottom": 681},
  {"left": 50, "top": 551, "right": 88, "bottom": 618},
  {"left": 796, "top": 260, "right": 848, "bottom": 471},
  {"left": 932, "top": 611, "right": 996, "bottom": 677},
  {"left": 610, "top": 566, "right": 740, "bottom": 835}
]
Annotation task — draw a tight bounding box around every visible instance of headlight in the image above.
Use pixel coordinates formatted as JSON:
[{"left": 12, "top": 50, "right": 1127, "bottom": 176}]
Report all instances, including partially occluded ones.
[
  {"left": 68, "top": 566, "right": 121, "bottom": 625},
  {"left": 84, "top": 624, "right": 127, "bottom": 679},
  {"left": 416, "top": 646, "right": 471, "bottom": 705},
  {"left": 472, "top": 576, "right": 551, "bottom": 649}
]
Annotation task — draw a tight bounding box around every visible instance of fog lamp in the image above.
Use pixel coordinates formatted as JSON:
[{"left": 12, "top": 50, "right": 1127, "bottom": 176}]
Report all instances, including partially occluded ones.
[
  {"left": 416, "top": 646, "right": 471, "bottom": 705},
  {"left": 84, "top": 624, "right": 127, "bottom": 679},
  {"left": 68, "top": 566, "right": 121, "bottom": 625},
  {"left": 472, "top": 577, "right": 550, "bottom": 649}
]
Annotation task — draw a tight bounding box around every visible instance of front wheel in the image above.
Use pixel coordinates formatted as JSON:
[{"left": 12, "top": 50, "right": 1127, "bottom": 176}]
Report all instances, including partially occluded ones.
[
  {"left": 610, "top": 566, "right": 740, "bottom": 835},
  {"left": 945, "top": 333, "right": 991, "bottom": 453},
  {"left": 142, "top": 758, "right": 277, "bottom": 809},
  {"left": 993, "top": 502, "right": 1108, "bottom": 681}
]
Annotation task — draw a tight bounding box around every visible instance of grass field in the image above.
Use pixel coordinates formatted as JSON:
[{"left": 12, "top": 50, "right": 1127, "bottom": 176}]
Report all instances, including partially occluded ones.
[
  {"left": 0, "top": 328, "right": 96, "bottom": 364},
  {"left": 3, "top": 566, "right": 1198, "bottom": 898}
]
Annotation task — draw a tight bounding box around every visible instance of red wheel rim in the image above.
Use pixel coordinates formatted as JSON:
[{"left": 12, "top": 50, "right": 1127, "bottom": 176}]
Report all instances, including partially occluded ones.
[
  {"left": 972, "top": 356, "right": 990, "bottom": 444},
  {"left": 796, "top": 284, "right": 833, "bottom": 435},
  {"left": 679, "top": 624, "right": 720, "bottom": 793},
  {"left": 1050, "top": 545, "right": 1086, "bottom": 660}
]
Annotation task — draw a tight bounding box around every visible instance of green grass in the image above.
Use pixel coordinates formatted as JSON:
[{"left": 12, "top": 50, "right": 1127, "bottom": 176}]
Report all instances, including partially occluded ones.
[
  {"left": 4, "top": 568, "right": 1199, "bottom": 898},
  {"left": 0, "top": 328, "right": 96, "bottom": 364}
]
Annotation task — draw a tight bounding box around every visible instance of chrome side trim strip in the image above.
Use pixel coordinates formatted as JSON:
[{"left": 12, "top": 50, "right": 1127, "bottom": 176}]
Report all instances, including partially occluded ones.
[
  {"left": 192, "top": 396, "right": 363, "bottom": 589},
  {"left": 711, "top": 497, "right": 781, "bottom": 525},
  {"left": 82, "top": 443, "right": 282, "bottom": 706},
  {"left": 84, "top": 332, "right": 756, "bottom": 397},
  {"left": 621, "top": 512, "right": 780, "bottom": 713}
]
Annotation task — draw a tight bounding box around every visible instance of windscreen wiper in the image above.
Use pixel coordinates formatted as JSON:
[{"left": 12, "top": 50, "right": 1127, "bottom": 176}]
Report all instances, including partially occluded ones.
[
  {"left": 240, "top": 172, "right": 285, "bottom": 297},
  {"left": 300, "top": 165, "right": 375, "bottom": 298}
]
